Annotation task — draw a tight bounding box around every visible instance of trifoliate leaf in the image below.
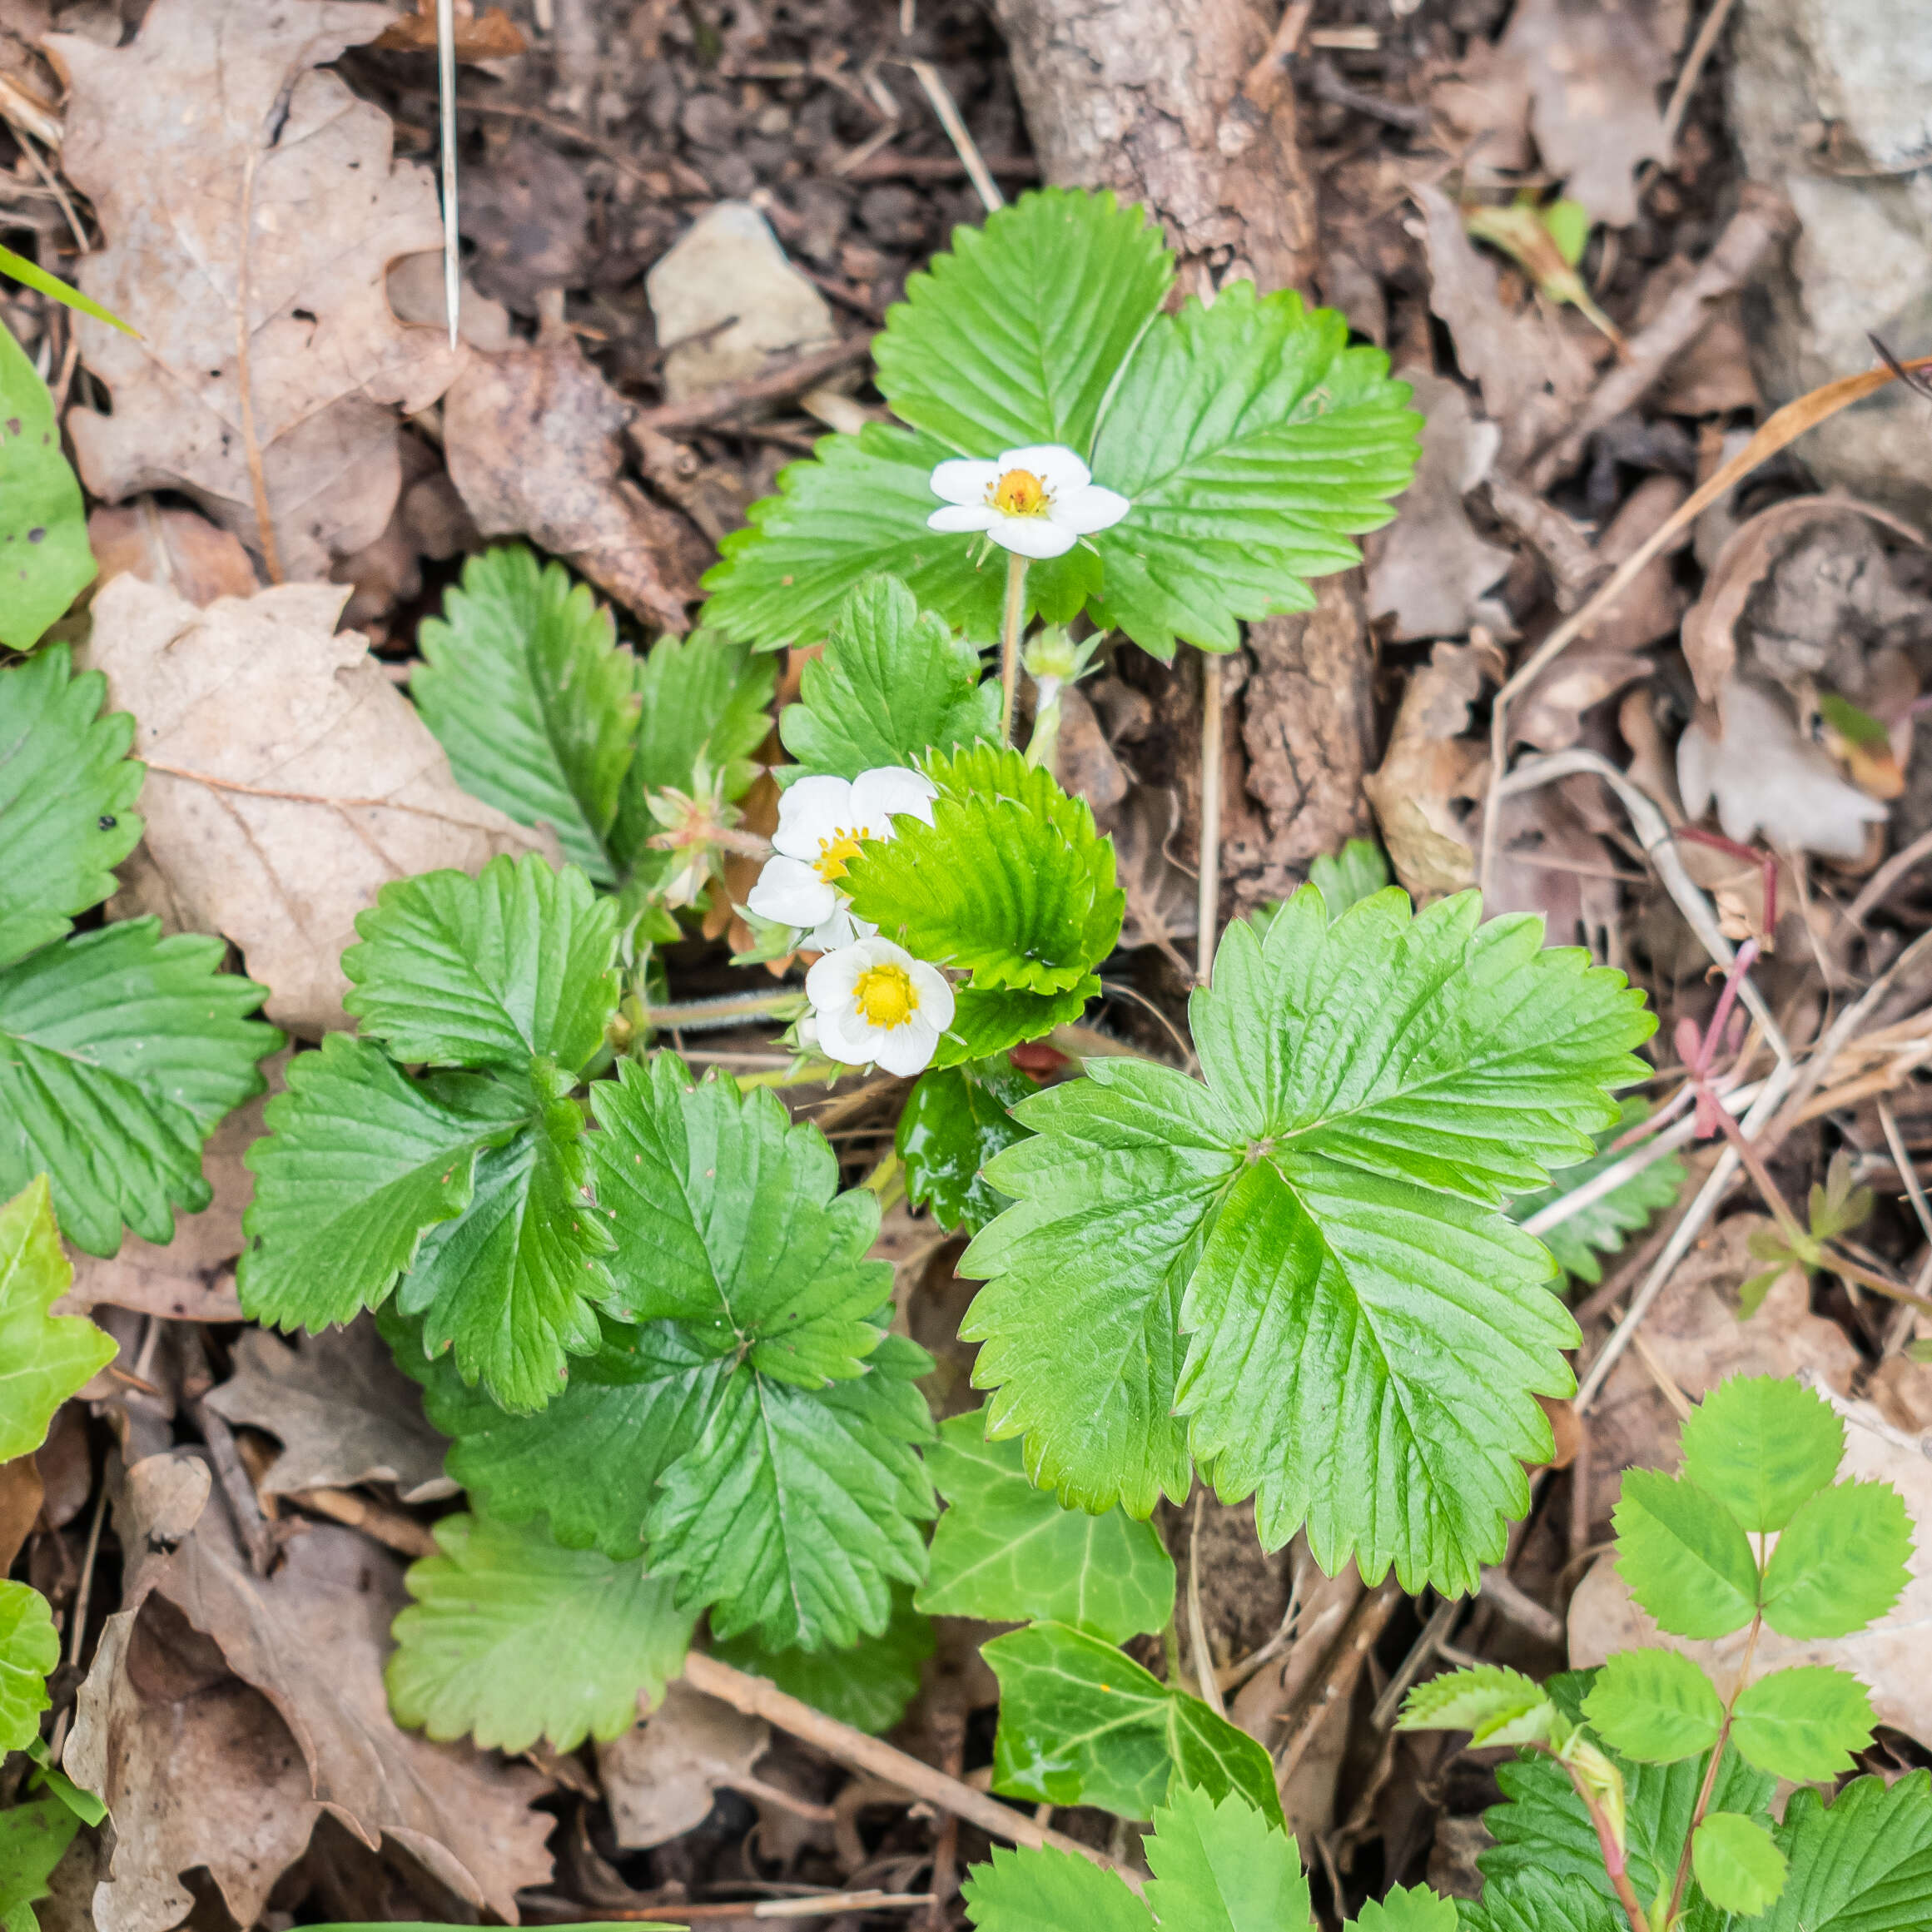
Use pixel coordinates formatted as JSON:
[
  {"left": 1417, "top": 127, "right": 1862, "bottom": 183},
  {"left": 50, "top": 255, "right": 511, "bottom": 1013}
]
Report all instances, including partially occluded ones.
[
  {"left": 0, "top": 1582, "right": 58, "bottom": 1753},
  {"left": 1307, "top": 837, "right": 1388, "bottom": 921},
  {"left": 0, "top": 1178, "right": 115, "bottom": 1463},
  {"left": 1457, "top": 1876, "right": 1622, "bottom": 1932},
  {"left": 1612, "top": 1470, "right": 1759, "bottom": 1640},
  {"left": 936, "top": 980, "right": 1098, "bottom": 1068},
  {"left": 779, "top": 575, "right": 997, "bottom": 782},
  {"left": 385, "top": 1512, "right": 695, "bottom": 1753},
  {"left": 1142, "top": 1783, "right": 1311, "bottom": 1932},
  {"left": 873, "top": 188, "right": 1171, "bottom": 458},
  {"left": 984, "top": 1620, "right": 1282, "bottom": 1825},
  {"left": 1510, "top": 1097, "right": 1686, "bottom": 1287},
  {"left": 1351, "top": 1885, "right": 1458, "bottom": 1931},
  {"left": 1693, "top": 1810, "right": 1788, "bottom": 1917},
  {"left": 961, "top": 1840, "right": 1151, "bottom": 1932},
  {"left": 963, "top": 887, "right": 1652, "bottom": 1591},
  {"left": 1397, "top": 1666, "right": 1555, "bottom": 1748},
  {"left": 1679, "top": 1375, "right": 1845, "bottom": 1535},
  {"left": 1730, "top": 1666, "right": 1875, "bottom": 1784},
  {"left": 0, "top": 921, "right": 278, "bottom": 1256},
  {"left": 0, "top": 1792, "right": 81, "bottom": 1932},
  {"left": 1084, "top": 284, "right": 1419, "bottom": 658},
  {"left": 917, "top": 1408, "right": 1175, "bottom": 1641},
  {"left": 897, "top": 1055, "right": 1035, "bottom": 1234},
  {"left": 846, "top": 743, "right": 1123, "bottom": 996},
  {"left": 0, "top": 319, "right": 92, "bottom": 652},
  {"left": 1761, "top": 1771, "right": 1932, "bottom": 1930},
  {"left": 1580, "top": 1648, "right": 1723, "bottom": 1764},
  {"left": 1759, "top": 1482, "right": 1911, "bottom": 1639},
  {"left": 411, "top": 545, "right": 640, "bottom": 882},
  {"left": 0, "top": 647, "right": 142, "bottom": 968},
  {"left": 712, "top": 1582, "right": 934, "bottom": 1735},
  {"left": 342, "top": 855, "right": 619, "bottom": 1075}
]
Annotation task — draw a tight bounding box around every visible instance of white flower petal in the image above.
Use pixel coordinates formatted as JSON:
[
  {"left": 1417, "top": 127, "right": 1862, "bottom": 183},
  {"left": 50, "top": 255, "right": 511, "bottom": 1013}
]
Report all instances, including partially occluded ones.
[
  {"left": 851, "top": 765, "right": 938, "bottom": 832},
  {"left": 1000, "top": 445, "right": 1090, "bottom": 496},
  {"left": 805, "top": 940, "right": 872, "bottom": 1011},
  {"left": 746, "top": 857, "right": 835, "bottom": 929},
  {"left": 812, "top": 1002, "right": 877, "bottom": 1067},
  {"left": 1050, "top": 483, "right": 1132, "bottom": 536},
  {"left": 928, "top": 504, "right": 1000, "bottom": 534},
  {"left": 872, "top": 1013, "right": 941, "bottom": 1076},
  {"left": 772, "top": 773, "right": 856, "bottom": 858},
  {"left": 989, "top": 515, "right": 1079, "bottom": 559},
  {"left": 806, "top": 905, "right": 865, "bottom": 951},
  {"left": 930, "top": 457, "right": 1001, "bottom": 506},
  {"left": 906, "top": 957, "right": 956, "bottom": 1031}
]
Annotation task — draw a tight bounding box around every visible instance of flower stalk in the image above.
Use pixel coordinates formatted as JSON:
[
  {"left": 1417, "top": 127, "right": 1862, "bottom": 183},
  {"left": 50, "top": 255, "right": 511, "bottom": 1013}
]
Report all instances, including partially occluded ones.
[{"left": 1000, "top": 550, "right": 1029, "bottom": 744}]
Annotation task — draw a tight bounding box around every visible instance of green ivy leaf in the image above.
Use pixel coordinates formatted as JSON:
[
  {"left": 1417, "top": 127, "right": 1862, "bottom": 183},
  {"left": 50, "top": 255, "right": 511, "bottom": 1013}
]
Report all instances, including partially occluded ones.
[
  {"left": 1612, "top": 1470, "right": 1759, "bottom": 1640},
  {"left": 847, "top": 743, "right": 1123, "bottom": 997},
  {"left": 1307, "top": 837, "right": 1389, "bottom": 921},
  {"left": 0, "top": 1178, "right": 114, "bottom": 1463},
  {"left": 0, "top": 921, "right": 279, "bottom": 1256},
  {"left": 1458, "top": 1877, "right": 1622, "bottom": 1932},
  {"left": 0, "top": 1583, "right": 58, "bottom": 1754},
  {"left": 412, "top": 547, "right": 640, "bottom": 883},
  {"left": 983, "top": 1620, "right": 1282, "bottom": 1825},
  {"left": 917, "top": 1408, "right": 1175, "bottom": 1641},
  {"left": 385, "top": 1512, "right": 694, "bottom": 1753},
  {"left": 0, "top": 647, "right": 143, "bottom": 969},
  {"left": 1679, "top": 1375, "right": 1845, "bottom": 1535},
  {"left": 1693, "top": 1810, "right": 1788, "bottom": 1917},
  {"left": 962, "top": 1842, "right": 1150, "bottom": 1932},
  {"left": 1397, "top": 1665, "right": 1555, "bottom": 1748},
  {"left": 712, "top": 1583, "right": 934, "bottom": 1735},
  {"left": 1510, "top": 1097, "right": 1686, "bottom": 1287},
  {"left": 779, "top": 575, "right": 997, "bottom": 782},
  {"left": 0, "top": 320, "right": 92, "bottom": 652},
  {"left": 1730, "top": 1665, "right": 1875, "bottom": 1784},
  {"left": 1759, "top": 1482, "right": 1911, "bottom": 1639},
  {"left": 1580, "top": 1648, "right": 1722, "bottom": 1763},
  {"left": 936, "top": 980, "right": 1098, "bottom": 1069},
  {"left": 342, "top": 855, "right": 619, "bottom": 1075},
  {"left": 1759, "top": 1771, "right": 1932, "bottom": 1930},
  {"left": 897, "top": 1055, "right": 1035, "bottom": 1234},
  {"left": 0, "top": 1792, "right": 81, "bottom": 1932},
  {"left": 962, "top": 887, "right": 1652, "bottom": 1591}
]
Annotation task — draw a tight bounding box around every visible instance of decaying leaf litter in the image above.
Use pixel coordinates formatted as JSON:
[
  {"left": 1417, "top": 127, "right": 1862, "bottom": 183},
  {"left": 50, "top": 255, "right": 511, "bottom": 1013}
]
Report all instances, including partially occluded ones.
[{"left": 7, "top": 0, "right": 1932, "bottom": 1925}]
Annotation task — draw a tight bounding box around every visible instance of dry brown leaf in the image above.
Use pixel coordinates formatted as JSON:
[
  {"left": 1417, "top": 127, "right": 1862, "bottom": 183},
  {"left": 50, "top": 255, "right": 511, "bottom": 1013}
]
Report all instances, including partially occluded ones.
[
  {"left": 1427, "top": 38, "right": 1534, "bottom": 177},
  {"left": 1634, "top": 255, "right": 1761, "bottom": 417},
  {"left": 332, "top": 430, "right": 482, "bottom": 633},
  {"left": 87, "top": 502, "right": 261, "bottom": 608},
  {"left": 1363, "top": 640, "right": 1489, "bottom": 899},
  {"left": 52, "top": 0, "right": 463, "bottom": 578},
  {"left": 1109, "top": 785, "right": 1198, "bottom": 962},
  {"left": 373, "top": 0, "right": 529, "bottom": 59},
  {"left": 205, "top": 1324, "right": 456, "bottom": 1505},
  {"left": 1052, "top": 685, "right": 1131, "bottom": 822},
  {"left": 598, "top": 1678, "right": 770, "bottom": 1850},
  {"left": 1484, "top": 787, "right": 1620, "bottom": 950},
  {"left": 83, "top": 576, "right": 552, "bottom": 1038},
  {"left": 442, "top": 336, "right": 707, "bottom": 630},
  {"left": 0, "top": 1455, "right": 42, "bottom": 1571}
]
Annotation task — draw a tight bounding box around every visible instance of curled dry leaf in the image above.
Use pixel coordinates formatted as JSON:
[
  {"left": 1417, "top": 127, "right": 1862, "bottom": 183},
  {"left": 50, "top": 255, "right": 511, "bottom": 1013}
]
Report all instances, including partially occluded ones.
[
  {"left": 1363, "top": 639, "right": 1489, "bottom": 898},
  {"left": 82, "top": 576, "right": 552, "bottom": 1038},
  {"left": 1485, "top": 786, "right": 1620, "bottom": 951},
  {"left": 87, "top": 502, "right": 261, "bottom": 609},
  {"left": 51, "top": 0, "right": 463, "bottom": 577},
  {"left": 373, "top": 0, "right": 529, "bottom": 61},
  {"left": 1633, "top": 255, "right": 1761, "bottom": 417},
  {"left": 597, "top": 1678, "right": 771, "bottom": 1850}
]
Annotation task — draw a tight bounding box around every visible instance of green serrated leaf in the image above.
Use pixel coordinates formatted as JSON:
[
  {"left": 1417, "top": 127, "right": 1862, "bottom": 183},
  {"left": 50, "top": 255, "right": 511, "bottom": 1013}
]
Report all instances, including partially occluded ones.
[
  {"left": 1679, "top": 1375, "right": 1845, "bottom": 1535},
  {"left": 961, "top": 1840, "right": 1150, "bottom": 1932},
  {"left": 1730, "top": 1665, "right": 1875, "bottom": 1784},
  {"left": 1458, "top": 1875, "right": 1622, "bottom": 1932},
  {"left": 896, "top": 1055, "right": 1035, "bottom": 1234},
  {"left": 0, "top": 921, "right": 278, "bottom": 1256},
  {"left": 712, "top": 1582, "right": 934, "bottom": 1735},
  {"left": 983, "top": 1620, "right": 1282, "bottom": 1825},
  {"left": 1580, "top": 1648, "right": 1722, "bottom": 1764},
  {"left": 1612, "top": 1470, "right": 1759, "bottom": 1640},
  {"left": 385, "top": 1512, "right": 694, "bottom": 1752},
  {"left": 935, "top": 979, "right": 1098, "bottom": 1067},
  {"left": 1352, "top": 1885, "right": 1458, "bottom": 1931},
  {"left": 779, "top": 575, "right": 997, "bottom": 782},
  {"left": 0, "top": 1583, "right": 57, "bottom": 1754},
  {"left": 0, "top": 1792, "right": 81, "bottom": 1932},
  {"left": 963, "top": 887, "right": 1652, "bottom": 1592},
  {"left": 0, "top": 1178, "right": 115, "bottom": 1463},
  {"left": 1694, "top": 1810, "right": 1788, "bottom": 1916},
  {"left": 1760, "top": 1771, "right": 1932, "bottom": 1930},
  {"left": 917, "top": 1407, "right": 1175, "bottom": 1641},
  {"left": 1142, "top": 1783, "right": 1312, "bottom": 1932},
  {"left": 343, "top": 855, "right": 619, "bottom": 1075},
  {"left": 0, "top": 647, "right": 143, "bottom": 969},
  {"left": 1510, "top": 1097, "right": 1686, "bottom": 1287},
  {"left": 0, "top": 320, "right": 92, "bottom": 652},
  {"left": 1307, "top": 838, "right": 1389, "bottom": 921},
  {"left": 1397, "top": 1665, "right": 1554, "bottom": 1748},
  {"left": 1759, "top": 1481, "right": 1911, "bottom": 1639},
  {"left": 846, "top": 743, "right": 1123, "bottom": 997},
  {"left": 412, "top": 546, "right": 640, "bottom": 882}
]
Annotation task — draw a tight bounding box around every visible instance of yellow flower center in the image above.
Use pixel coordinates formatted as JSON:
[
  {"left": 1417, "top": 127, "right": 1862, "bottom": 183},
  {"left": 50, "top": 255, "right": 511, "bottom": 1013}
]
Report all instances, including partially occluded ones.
[
  {"left": 991, "top": 468, "right": 1049, "bottom": 517},
  {"left": 813, "top": 826, "right": 870, "bottom": 882},
  {"left": 852, "top": 962, "right": 919, "bottom": 1030}
]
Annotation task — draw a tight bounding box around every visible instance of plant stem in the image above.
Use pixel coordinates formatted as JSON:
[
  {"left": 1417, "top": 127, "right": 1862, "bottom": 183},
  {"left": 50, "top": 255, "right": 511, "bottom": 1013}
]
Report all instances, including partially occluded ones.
[
  {"left": 999, "top": 550, "right": 1029, "bottom": 743},
  {"left": 1663, "top": 1611, "right": 1764, "bottom": 1930},
  {"left": 1557, "top": 1754, "right": 1651, "bottom": 1932},
  {"left": 1196, "top": 648, "right": 1224, "bottom": 986},
  {"left": 646, "top": 988, "right": 805, "bottom": 1032}
]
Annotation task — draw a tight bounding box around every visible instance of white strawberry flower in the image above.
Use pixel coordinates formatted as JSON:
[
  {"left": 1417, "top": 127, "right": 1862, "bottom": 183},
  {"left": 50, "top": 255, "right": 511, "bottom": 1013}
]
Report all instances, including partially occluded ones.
[
  {"left": 926, "top": 444, "right": 1130, "bottom": 560},
  {"left": 806, "top": 936, "right": 956, "bottom": 1075},
  {"left": 745, "top": 766, "right": 937, "bottom": 952}
]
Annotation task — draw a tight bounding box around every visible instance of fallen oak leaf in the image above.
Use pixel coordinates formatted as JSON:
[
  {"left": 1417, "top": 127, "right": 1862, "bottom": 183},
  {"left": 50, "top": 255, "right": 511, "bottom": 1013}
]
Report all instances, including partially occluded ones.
[
  {"left": 374, "top": 0, "right": 529, "bottom": 59},
  {"left": 1362, "top": 639, "right": 1490, "bottom": 898},
  {"left": 598, "top": 1677, "right": 771, "bottom": 1851}
]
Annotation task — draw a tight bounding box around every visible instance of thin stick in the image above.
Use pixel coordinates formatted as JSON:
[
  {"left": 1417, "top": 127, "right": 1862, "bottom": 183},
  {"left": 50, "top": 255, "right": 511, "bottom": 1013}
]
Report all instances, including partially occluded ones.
[
  {"left": 1661, "top": 0, "right": 1740, "bottom": 150},
  {"left": 681, "top": 1651, "right": 1144, "bottom": 1889},
  {"left": 234, "top": 149, "right": 284, "bottom": 583},
  {"left": 901, "top": 58, "right": 1002, "bottom": 213},
  {"left": 436, "top": 0, "right": 459, "bottom": 350},
  {"left": 998, "top": 551, "right": 1029, "bottom": 743},
  {"left": 1196, "top": 651, "right": 1224, "bottom": 986},
  {"left": 66, "top": 1483, "right": 110, "bottom": 1670},
  {"left": 1274, "top": 1577, "right": 1404, "bottom": 1785},
  {"left": 1843, "top": 823, "right": 1932, "bottom": 929},
  {"left": 632, "top": 334, "right": 877, "bottom": 435}
]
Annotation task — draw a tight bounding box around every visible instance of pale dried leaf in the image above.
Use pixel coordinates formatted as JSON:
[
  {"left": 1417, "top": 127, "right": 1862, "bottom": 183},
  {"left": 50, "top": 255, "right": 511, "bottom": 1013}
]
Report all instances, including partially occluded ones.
[
  {"left": 1634, "top": 256, "right": 1761, "bottom": 417},
  {"left": 87, "top": 502, "right": 261, "bottom": 608},
  {"left": 1485, "top": 787, "right": 1621, "bottom": 951},
  {"left": 1427, "top": 38, "right": 1534, "bottom": 177},
  {"left": 597, "top": 1678, "right": 769, "bottom": 1850},
  {"left": 1363, "top": 640, "right": 1488, "bottom": 898}
]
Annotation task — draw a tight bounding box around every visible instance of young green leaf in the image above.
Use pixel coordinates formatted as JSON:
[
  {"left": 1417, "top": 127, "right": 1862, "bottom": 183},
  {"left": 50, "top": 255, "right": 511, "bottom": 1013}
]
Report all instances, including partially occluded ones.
[
  {"left": 1758, "top": 1481, "right": 1912, "bottom": 1639},
  {"left": 0, "top": 1792, "right": 82, "bottom": 1932},
  {"left": 983, "top": 1620, "right": 1282, "bottom": 1825},
  {"left": 1678, "top": 1374, "right": 1845, "bottom": 1533},
  {"left": 0, "top": 320, "right": 93, "bottom": 652},
  {"left": 1307, "top": 837, "right": 1389, "bottom": 921},
  {"left": 0, "top": 243, "right": 134, "bottom": 333},
  {"left": 711, "top": 1583, "right": 934, "bottom": 1736},
  {"left": 1457, "top": 1876, "right": 1622, "bottom": 1932},
  {"left": 342, "top": 855, "right": 619, "bottom": 1075},
  {"left": 385, "top": 1512, "right": 694, "bottom": 1753},
  {"left": 1761, "top": 1771, "right": 1932, "bottom": 1930},
  {"left": 1509, "top": 1096, "right": 1686, "bottom": 1287},
  {"left": 1397, "top": 1665, "right": 1555, "bottom": 1748},
  {"left": 962, "top": 1841, "right": 1152, "bottom": 1932},
  {"left": 0, "top": 1582, "right": 58, "bottom": 1753},
  {"left": 917, "top": 1408, "right": 1175, "bottom": 1642},
  {"left": 1351, "top": 1887, "right": 1458, "bottom": 1931},
  {"left": 779, "top": 574, "right": 997, "bottom": 782},
  {"left": 964, "top": 887, "right": 1653, "bottom": 1591},
  {"left": 1612, "top": 1469, "right": 1759, "bottom": 1639},
  {"left": 896, "top": 1055, "right": 1035, "bottom": 1234},
  {"left": 1580, "top": 1647, "right": 1723, "bottom": 1763},
  {"left": 0, "top": 921, "right": 278, "bottom": 1256},
  {"left": 0, "top": 647, "right": 143, "bottom": 969},
  {"left": 1693, "top": 1810, "right": 1788, "bottom": 1917},
  {"left": 937, "top": 980, "right": 1099, "bottom": 1068},
  {"left": 412, "top": 546, "right": 640, "bottom": 883},
  {"left": 0, "top": 1178, "right": 115, "bottom": 1463},
  {"left": 1141, "top": 1783, "right": 1312, "bottom": 1932},
  {"left": 1729, "top": 1665, "right": 1875, "bottom": 1783},
  {"left": 846, "top": 743, "right": 1124, "bottom": 997}
]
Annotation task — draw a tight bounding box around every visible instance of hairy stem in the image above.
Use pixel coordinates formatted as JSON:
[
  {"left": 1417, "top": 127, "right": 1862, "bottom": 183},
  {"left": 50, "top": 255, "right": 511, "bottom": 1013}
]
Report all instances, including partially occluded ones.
[
  {"left": 1557, "top": 1753, "right": 1650, "bottom": 1932},
  {"left": 1196, "top": 648, "right": 1224, "bottom": 986},
  {"left": 647, "top": 988, "right": 805, "bottom": 1032},
  {"left": 1664, "top": 1610, "right": 1764, "bottom": 1930},
  {"left": 999, "top": 550, "right": 1029, "bottom": 743}
]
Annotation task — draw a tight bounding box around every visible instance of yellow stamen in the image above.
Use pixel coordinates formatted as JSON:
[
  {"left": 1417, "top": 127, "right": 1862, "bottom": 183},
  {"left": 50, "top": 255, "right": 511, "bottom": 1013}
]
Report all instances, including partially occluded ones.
[
  {"left": 852, "top": 962, "right": 919, "bottom": 1030},
  {"left": 991, "top": 468, "right": 1048, "bottom": 516},
  {"left": 813, "top": 825, "right": 870, "bottom": 882}
]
